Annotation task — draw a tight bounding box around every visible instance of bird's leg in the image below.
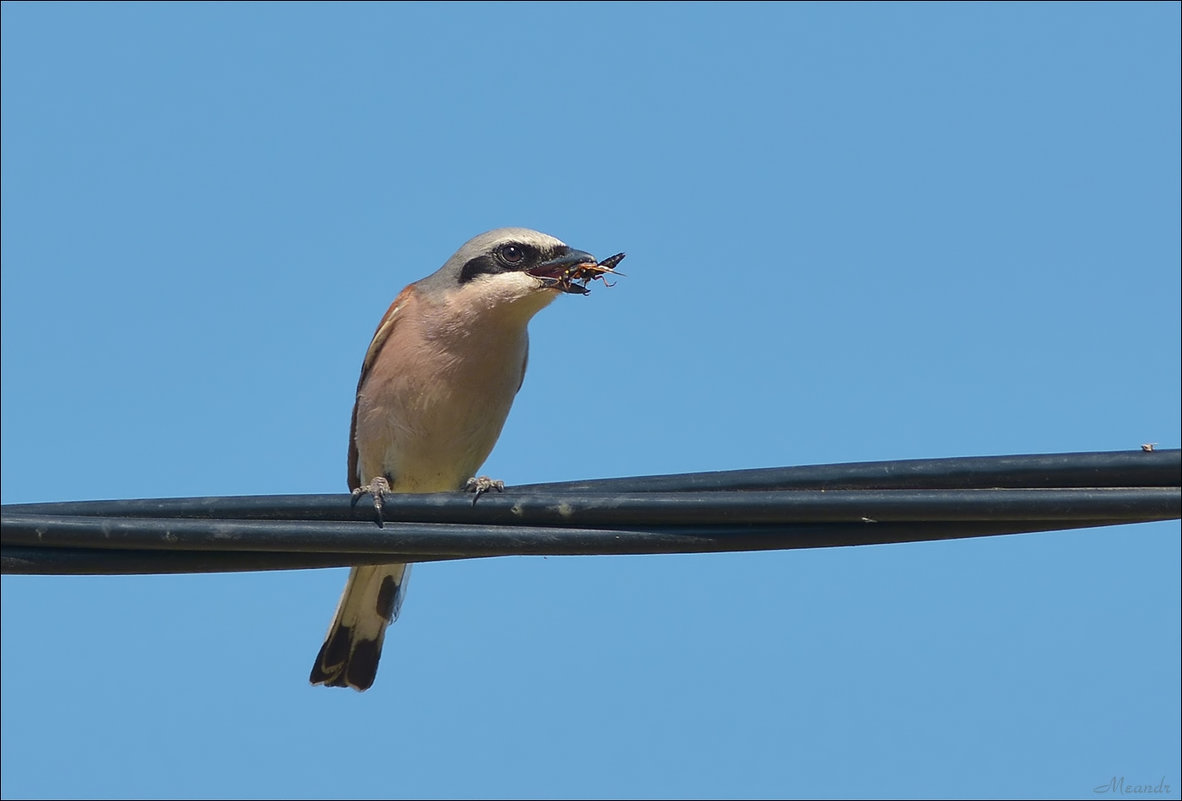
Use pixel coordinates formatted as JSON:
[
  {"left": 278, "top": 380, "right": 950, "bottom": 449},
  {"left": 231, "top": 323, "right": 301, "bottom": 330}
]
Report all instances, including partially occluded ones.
[
  {"left": 465, "top": 476, "right": 505, "bottom": 505},
  {"left": 351, "top": 475, "right": 392, "bottom": 526}
]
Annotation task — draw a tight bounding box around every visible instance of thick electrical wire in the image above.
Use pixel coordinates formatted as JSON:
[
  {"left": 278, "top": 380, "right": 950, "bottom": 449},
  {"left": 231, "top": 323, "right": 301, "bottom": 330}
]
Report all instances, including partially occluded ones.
[{"left": 2, "top": 449, "right": 1177, "bottom": 575}]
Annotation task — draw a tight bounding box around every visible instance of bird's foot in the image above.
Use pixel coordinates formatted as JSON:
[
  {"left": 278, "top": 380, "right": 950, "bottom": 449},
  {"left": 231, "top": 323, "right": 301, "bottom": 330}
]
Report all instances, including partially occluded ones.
[
  {"left": 351, "top": 475, "right": 392, "bottom": 526},
  {"left": 465, "top": 476, "right": 505, "bottom": 505}
]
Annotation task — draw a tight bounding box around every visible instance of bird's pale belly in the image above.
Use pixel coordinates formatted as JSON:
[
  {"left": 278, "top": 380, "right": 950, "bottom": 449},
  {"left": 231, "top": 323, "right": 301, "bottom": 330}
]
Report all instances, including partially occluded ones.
[{"left": 354, "top": 336, "right": 526, "bottom": 493}]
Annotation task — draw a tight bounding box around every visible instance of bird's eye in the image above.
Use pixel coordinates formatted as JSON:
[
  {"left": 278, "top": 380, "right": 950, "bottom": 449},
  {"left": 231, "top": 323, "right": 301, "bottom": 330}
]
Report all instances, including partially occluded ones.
[{"left": 497, "top": 244, "right": 526, "bottom": 265}]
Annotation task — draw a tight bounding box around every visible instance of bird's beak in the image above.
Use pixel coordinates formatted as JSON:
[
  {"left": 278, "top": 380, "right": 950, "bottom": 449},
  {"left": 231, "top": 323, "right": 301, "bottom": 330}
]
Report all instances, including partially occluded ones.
[{"left": 528, "top": 249, "right": 598, "bottom": 294}]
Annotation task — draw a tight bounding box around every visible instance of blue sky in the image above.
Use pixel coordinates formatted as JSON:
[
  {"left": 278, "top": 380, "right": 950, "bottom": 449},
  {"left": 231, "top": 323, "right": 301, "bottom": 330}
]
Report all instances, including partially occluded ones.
[{"left": 2, "top": 2, "right": 1179, "bottom": 799}]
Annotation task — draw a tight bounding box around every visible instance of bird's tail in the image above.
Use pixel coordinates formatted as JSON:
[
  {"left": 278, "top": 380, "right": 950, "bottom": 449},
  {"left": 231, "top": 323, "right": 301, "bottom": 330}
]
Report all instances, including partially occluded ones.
[{"left": 309, "top": 563, "right": 411, "bottom": 691}]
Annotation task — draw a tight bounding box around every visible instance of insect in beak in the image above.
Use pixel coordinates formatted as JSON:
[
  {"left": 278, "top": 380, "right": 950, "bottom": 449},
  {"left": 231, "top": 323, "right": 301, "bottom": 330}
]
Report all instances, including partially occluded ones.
[{"left": 551, "top": 252, "right": 627, "bottom": 295}]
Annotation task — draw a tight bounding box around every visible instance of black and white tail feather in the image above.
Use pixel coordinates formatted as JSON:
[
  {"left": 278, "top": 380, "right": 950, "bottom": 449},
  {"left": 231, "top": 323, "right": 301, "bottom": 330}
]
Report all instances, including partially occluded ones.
[{"left": 309, "top": 563, "right": 411, "bottom": 691}]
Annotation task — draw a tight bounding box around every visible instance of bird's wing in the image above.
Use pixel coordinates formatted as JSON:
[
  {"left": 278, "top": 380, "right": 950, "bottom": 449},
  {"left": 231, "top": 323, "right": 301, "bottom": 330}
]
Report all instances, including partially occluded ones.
[{"left": 347, "top": 285, "right": 415, "bottom": 491}]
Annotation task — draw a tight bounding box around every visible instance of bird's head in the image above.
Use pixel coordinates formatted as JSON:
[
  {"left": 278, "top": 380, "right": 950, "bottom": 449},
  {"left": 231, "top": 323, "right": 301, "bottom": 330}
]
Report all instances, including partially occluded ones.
[{"left": 419, "top": 228, "right": 604, "bottom": 322}]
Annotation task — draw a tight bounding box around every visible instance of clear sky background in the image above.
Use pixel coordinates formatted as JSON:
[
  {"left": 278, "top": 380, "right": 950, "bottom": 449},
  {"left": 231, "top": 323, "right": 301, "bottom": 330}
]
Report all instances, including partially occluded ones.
[{"left": 2, "top": 3, "right": 1179, "bottom": 799}]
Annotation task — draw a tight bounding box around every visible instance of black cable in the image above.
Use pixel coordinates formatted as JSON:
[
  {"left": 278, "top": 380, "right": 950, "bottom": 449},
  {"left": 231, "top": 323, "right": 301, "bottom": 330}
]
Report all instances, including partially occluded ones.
[
  {"left": 515, "top": 448, "right": 1181, "bottom": 491},
  {"left": 3, "top": 485, "right": 1178, "bottom": 525},
  {"left": 7, "top": 450, "right": 1179, "bottom": 522},
  {"left": 2, "top": 449, "right": 1178, "bottom": 576},
  {"left": 0, "top": 520, "right": 1142, "bottom": 575}
]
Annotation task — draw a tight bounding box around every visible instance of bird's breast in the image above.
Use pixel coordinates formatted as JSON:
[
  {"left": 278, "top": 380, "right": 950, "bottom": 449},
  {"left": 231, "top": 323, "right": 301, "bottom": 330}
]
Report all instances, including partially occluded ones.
[{"left": 353, "top": 320, "right": 530, "bottom": 493}]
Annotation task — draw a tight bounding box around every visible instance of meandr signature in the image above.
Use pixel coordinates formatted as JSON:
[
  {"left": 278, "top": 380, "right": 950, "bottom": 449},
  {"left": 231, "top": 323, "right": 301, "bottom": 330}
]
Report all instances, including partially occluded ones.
[{"left": 1094, "top": 777, "right": 1172, "bottom": 795}]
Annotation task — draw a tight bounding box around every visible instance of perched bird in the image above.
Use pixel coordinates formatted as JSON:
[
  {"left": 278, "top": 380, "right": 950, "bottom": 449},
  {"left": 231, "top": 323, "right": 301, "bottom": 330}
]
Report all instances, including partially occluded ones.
[{"left": 310, "top": 227, "right": 609, "bottom": 691}]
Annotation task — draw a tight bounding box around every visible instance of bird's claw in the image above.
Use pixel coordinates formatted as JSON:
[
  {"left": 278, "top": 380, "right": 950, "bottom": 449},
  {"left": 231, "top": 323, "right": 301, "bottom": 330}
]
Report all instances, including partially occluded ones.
[
  {"left": 465, "top": 476, "right": 505, "bottom": 505},
  {"left": 351, "top": 476, "right": 392, "bottom": 526}
]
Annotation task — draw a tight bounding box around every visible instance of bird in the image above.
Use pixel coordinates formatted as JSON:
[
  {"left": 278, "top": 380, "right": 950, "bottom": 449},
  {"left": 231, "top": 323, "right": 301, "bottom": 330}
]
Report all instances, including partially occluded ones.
[{"left": 309, "top": 227, "right": 611, "bottom": 691}]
